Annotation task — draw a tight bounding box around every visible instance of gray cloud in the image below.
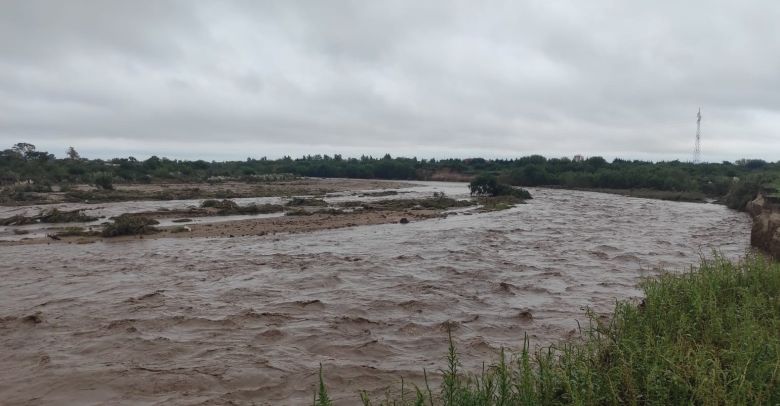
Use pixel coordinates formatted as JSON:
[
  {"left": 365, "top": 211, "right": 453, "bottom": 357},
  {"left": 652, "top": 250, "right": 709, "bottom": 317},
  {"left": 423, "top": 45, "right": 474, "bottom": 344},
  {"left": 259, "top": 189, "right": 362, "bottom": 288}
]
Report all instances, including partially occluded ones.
[{"left": 1, "top": 0, "right": 779, "bottom": 161}]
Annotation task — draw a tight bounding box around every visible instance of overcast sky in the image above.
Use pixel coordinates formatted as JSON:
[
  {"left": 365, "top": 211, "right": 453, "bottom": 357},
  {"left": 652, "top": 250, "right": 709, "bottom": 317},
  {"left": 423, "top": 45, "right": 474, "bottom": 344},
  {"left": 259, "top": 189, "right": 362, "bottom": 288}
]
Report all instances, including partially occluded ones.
[{"left": 1, "top": 1, "right": 779, "bottom": 162}]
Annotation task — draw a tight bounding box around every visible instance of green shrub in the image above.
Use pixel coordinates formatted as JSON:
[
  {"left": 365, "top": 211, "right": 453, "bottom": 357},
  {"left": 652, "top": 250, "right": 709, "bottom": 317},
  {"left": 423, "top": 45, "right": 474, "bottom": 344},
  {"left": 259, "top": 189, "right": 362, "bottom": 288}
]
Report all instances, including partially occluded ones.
[
  {"left": 238, "top": 204, "right": 285, "bottom": 214},
  {"left": 37, "top": 208, "right": 98, "bottom": 223},
  {"left": 93, "top": 172, "right": 114, "bottom": 190},
  {"left": 201, "top": 199, "right": 283, "bottom": 215},
  {"left": 102, "top": 214, "right": 159, "bottom": 237},
  {"left": 201, "top": 199, "right": 238, "bottom": 209},
  {"left": 286, "top": 197, "right": 329, "bottom": 207},
  {"left": 359, "top": 196, "right": 474, "bottom": 211},
  {"left": 478, "top": 195, "right": 526, "bottom": 211},
  {"left": 0, "top": 215, "right": 35, "bottom": 226},
  {"left": 470, "top": 174, "right": 532, "bottom": 199},
  {"left": 724, "top": 175, "right": 766, "bottom": 210},
  {"left": 285, "top": 208, "right": 313, "bottom": 216}
]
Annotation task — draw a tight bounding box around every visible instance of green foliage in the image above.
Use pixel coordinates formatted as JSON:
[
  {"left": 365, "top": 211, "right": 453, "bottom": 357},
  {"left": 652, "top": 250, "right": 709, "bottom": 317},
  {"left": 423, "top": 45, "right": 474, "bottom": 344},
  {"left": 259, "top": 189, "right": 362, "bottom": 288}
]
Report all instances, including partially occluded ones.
[
  {"left": 360, "top": 254, "right": 780, "bottom": 405},
  {"left": 0, "top": 208, "right": 97, "bottom": 225},
  {"left": 469, "top": 174, "right": 500, "bottom": 196},
  {"left": 201, "top": 199, "right": 283, "bottom": 215},
  {"left": 286, "top": 197, "right": 329, "bottom": 207},
  {"left": 201, "top": 199, "right": 239, "bottom": 209},
  {"left": 36, "top": 208, "right": 98, "bottom": 223},
  {"left": 724, "top": 174, "right": 768, "bottom": 210},
  {"left": 315, "top": 363, "right": 333, "bottom": 406},
  {"left": 2, "top": 142, "right": 779, "bottom": 204},
  {"left": 0, "top": 215, "right": 36, "bottom": 226},
  {"left": 66, "top": 146, "right": 80, "bottom": 160},
  {"left": 55, "top": 227, "right": 100, "bottom": 237},
  {"left": 93, "top": 172, "right": 114, "bottom": 190},
  {"left": 101, "top": 214, "right": 159, "bottom": 237},
  {"left": 477, "top": 195, "right": 526, "bottom": 211},
  {"left": 358, "top": 196, "right": 474, "bottom": 211},
  {"left": 470, "top": 174, "right": 531, "bottom": 199}
]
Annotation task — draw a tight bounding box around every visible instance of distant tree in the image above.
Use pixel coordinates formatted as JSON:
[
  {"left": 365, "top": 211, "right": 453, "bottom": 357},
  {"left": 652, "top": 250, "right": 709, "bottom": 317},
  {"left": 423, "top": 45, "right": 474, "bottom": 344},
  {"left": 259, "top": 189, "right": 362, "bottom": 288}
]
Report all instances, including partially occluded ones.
[
  {"left": 586, "top": 156, "right": 608, "bottom": 168},
  {"left": 1, "top": 148, "right": 23, "bottom": 160},
  {"left": 144, "top": 156, "right": 162, "bottom": 170},
  {"left": 518, "top": 155, "right": 547, "bottom": 165},
  {"left": 745, "top": 159, "right": 768, "bottom": 170},
  {"left": 12, "top": 142, "right": 36, "bottom": 159},
  {"left": 66, "top": 146, "right": 80, "bottom": 160}
]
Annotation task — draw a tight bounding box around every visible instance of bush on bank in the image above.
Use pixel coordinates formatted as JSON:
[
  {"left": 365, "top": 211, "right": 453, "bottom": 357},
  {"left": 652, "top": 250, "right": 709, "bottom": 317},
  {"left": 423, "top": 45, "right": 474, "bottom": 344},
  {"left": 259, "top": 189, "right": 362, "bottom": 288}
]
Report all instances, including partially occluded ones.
[
  {"left": 316, "top": 254, "right": 780, "bottom": 405},
  {"left": 469, "top": 174, "right": 532, "bottom": 199},
  {"left": 101, "top": 214, "right": 159, "bottom": 237}
]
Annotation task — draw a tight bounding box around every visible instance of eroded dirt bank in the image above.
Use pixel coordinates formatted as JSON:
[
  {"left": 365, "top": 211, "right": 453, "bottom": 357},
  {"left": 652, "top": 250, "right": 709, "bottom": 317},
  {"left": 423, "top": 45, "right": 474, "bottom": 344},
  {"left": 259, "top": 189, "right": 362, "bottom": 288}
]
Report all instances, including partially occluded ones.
[
  {"left": 746, "top": 193, "right": 780, "bottom": 258},
  {"left": 0, "top": 186, "right": 750, "bottom": 405}
]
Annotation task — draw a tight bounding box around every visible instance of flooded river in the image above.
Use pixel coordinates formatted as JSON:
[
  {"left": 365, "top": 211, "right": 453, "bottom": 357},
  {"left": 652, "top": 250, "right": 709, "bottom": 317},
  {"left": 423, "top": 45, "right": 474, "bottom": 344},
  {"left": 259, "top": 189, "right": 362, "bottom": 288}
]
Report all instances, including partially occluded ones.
[{"left": 0, "top": 184, "right": 751, "bottom": 404}]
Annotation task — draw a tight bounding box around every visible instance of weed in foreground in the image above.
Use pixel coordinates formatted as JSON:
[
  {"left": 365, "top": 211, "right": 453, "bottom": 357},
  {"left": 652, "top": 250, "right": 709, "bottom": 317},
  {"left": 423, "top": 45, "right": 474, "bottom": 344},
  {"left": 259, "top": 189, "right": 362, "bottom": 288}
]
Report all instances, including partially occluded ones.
[{"left": 315, "top": 363, "right": 333, "bottom": 406}]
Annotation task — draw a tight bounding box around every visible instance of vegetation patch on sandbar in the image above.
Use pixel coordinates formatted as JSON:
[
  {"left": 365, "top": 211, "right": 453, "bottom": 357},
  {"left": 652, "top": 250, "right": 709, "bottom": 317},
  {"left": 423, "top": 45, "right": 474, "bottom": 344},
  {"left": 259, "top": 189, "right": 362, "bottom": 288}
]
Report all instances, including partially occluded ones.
[
  {"left": 101, "top": 214, "right": 160, "bottom": 237},
  {"left": 469, "top": 174, "right": 532, "bottom": 211},
  {"left": 200, "top": 199, "right": 284, "bottom": 215},
  {"left": 0, "top": 208, "right": 98, "bottom": 226},
  {"left": 55, "top": 226, "right": 101, "bottom": 238}
]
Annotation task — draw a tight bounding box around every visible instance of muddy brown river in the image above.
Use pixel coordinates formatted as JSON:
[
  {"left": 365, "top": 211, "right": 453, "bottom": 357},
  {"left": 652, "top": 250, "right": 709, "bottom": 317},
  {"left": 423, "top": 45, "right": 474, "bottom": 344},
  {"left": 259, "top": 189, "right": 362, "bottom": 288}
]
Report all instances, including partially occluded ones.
[{"left": 0, "top": 183, "right": 751, "bottom": 405}]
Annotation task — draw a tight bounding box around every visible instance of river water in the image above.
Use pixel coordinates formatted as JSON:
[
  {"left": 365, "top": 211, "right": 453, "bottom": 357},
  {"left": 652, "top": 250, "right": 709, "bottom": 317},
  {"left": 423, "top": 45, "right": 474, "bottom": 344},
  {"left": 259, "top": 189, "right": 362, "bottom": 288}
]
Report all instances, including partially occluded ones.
[{"left": 0, "top": 184, "right": 751, "bottom": 405}]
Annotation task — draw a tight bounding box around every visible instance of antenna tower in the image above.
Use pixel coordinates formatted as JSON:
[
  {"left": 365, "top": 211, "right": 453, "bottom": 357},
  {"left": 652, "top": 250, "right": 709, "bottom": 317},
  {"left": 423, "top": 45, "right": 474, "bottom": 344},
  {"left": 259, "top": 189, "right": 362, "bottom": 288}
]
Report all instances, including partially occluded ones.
[{"left": 693, "top": 108, "right": 702, "bottom": 163}]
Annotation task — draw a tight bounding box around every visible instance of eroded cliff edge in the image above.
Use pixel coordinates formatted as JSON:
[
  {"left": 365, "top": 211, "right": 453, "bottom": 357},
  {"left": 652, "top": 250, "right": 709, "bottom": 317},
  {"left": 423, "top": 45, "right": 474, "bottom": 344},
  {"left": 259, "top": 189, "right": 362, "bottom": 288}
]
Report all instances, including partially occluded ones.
[{"left": 746, "top": 193, "right": 780, "bottom": 259}]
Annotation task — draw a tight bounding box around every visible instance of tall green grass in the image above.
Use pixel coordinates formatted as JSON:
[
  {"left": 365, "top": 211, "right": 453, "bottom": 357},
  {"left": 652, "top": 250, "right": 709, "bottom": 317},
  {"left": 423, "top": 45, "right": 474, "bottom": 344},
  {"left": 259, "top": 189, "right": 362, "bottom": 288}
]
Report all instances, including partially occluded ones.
[{"left": 318, "top": 254, "right": 780, "bottom": 405}]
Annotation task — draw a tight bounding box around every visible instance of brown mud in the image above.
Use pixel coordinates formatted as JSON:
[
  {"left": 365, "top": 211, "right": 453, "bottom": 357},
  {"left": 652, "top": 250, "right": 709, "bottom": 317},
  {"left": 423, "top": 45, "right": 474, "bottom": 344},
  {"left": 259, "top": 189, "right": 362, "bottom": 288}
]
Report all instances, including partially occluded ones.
[{"left": 0, "top": 182, "right": 751, "bottom": 405}]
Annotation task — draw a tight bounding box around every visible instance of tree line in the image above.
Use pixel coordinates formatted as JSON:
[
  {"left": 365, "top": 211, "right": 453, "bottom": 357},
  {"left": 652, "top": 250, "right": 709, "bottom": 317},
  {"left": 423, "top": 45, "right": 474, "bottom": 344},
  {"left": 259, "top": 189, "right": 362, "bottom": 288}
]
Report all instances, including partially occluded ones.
[{"left": 1, "top": 143, "right": 777, "bottom": 201}]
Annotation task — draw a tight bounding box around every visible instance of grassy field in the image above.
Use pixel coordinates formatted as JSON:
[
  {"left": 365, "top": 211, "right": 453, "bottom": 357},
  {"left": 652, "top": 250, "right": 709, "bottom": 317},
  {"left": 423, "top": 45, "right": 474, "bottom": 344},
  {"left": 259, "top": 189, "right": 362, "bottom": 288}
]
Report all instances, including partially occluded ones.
[{"left": 316, "top": 254, "right": 780, "bottom": 405}]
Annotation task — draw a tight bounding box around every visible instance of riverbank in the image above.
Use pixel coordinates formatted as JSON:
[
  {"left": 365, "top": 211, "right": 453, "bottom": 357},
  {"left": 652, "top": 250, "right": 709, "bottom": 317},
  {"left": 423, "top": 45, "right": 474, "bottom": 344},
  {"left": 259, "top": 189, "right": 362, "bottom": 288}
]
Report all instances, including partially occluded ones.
[
  {"left": 746, "top": 192, "right": 780, "bottom": 259},
  {"left": 542, "top": 185, "right": 708, "bottom": 203}
]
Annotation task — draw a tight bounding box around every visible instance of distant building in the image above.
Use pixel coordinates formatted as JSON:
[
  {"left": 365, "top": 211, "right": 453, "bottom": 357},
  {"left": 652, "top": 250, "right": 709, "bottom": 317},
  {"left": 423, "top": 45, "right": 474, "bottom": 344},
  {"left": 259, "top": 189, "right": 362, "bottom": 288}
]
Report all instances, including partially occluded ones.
[{"left": 573, "top": 154, "right": 584, "bottom": 162}]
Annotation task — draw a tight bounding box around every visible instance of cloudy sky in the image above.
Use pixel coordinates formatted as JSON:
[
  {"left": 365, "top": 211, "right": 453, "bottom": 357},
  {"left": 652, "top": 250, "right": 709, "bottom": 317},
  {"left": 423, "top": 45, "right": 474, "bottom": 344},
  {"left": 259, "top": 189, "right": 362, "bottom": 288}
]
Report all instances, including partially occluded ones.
[{"left": 1, "top": 1, "right": 779, "bottom": 162}]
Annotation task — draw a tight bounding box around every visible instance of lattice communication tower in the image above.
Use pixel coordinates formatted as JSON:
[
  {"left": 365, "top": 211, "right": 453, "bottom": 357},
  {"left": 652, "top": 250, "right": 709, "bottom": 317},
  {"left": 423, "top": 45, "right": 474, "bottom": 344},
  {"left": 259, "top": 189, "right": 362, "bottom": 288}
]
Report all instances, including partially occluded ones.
[{"left": 693, "top": 108, "right": 702, "bottom": 164}]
